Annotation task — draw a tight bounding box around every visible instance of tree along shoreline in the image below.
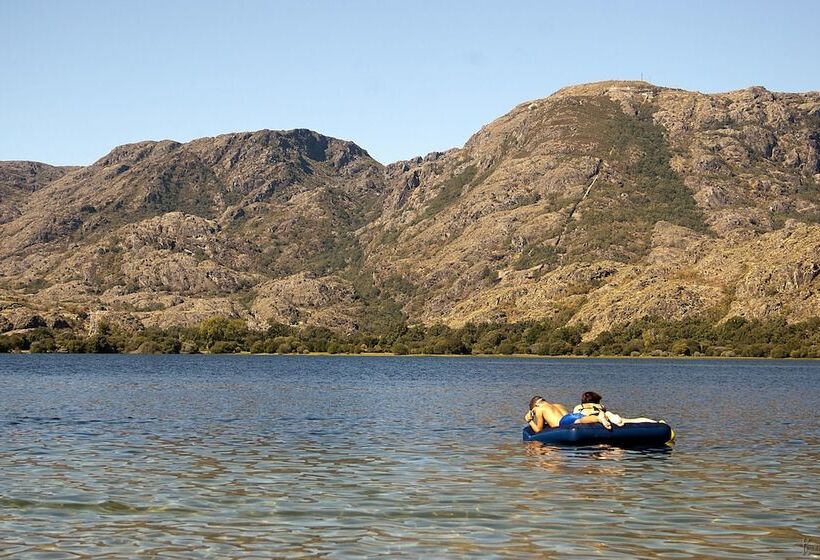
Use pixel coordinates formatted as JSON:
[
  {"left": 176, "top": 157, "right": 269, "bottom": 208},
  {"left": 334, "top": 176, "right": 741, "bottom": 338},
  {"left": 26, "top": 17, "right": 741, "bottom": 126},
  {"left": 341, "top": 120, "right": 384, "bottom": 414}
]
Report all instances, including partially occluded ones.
[
  {"left": 1, "top": 314, "right": 819, "bottom": 359},
  {"left": 2, "top": 350, "right": 818, "bottom": 361}
]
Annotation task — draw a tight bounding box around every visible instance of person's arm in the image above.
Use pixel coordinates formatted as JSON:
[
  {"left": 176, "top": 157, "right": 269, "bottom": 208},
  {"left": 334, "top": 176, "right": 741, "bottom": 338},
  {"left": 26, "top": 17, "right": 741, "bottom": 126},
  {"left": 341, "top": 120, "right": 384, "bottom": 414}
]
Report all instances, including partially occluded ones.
[{"left": 526, "top": 409, "right": 545, "bottom": 433}]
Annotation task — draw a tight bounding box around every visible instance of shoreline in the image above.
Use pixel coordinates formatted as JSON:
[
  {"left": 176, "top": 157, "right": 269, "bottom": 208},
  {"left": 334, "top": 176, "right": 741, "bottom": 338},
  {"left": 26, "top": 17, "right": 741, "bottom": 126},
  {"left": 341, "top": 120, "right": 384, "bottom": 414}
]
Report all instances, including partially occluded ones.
[{"left": 2, "top": 350, "right": 817, "bottom": 361}]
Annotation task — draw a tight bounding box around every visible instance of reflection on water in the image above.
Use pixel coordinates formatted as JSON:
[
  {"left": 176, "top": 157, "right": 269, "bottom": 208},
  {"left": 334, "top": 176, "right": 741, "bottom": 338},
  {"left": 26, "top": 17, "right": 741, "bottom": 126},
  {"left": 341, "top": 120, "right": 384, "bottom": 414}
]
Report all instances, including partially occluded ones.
[{"left": 0, "top": 355, "right": 818, "bottom": 558}]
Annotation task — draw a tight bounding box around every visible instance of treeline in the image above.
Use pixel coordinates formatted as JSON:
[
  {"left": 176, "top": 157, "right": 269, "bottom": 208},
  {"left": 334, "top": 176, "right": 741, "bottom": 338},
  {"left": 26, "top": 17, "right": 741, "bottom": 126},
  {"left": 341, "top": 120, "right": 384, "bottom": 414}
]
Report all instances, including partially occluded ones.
[{"left": 1, "top": 315, "right": 819, "bottom": 359}]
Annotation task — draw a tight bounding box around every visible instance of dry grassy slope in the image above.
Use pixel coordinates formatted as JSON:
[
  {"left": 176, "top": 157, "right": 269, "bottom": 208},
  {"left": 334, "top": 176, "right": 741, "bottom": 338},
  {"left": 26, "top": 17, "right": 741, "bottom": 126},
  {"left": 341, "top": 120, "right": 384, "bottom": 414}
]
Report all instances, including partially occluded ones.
[{"left": 0, "top": 81, "right": 818, "bottom": 335}]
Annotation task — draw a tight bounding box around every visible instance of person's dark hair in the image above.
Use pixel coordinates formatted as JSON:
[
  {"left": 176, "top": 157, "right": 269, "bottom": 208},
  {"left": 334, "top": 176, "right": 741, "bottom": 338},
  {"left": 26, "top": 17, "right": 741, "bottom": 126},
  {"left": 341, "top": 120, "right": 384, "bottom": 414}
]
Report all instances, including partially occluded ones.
[
  {"left": 529, "top": 396, "right": 544, "bottom": 410},
  {"left": 582, "top": 391, "right": 602, "bottom": 404}
]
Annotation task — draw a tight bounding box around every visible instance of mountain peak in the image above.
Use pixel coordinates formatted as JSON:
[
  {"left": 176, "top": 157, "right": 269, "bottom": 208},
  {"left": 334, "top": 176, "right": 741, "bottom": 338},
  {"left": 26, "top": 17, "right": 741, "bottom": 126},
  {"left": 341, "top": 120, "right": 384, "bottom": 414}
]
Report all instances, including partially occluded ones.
[{"left": 550, "top": 80, "right": 664, "bottom": 98}]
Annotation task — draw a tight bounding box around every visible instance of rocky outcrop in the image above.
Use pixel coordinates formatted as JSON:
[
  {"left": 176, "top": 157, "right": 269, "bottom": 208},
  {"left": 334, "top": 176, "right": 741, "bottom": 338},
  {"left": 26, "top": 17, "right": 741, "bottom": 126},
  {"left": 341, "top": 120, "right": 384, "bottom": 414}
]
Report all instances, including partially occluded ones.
[
  {"left": 137, "top": 298, "right": 251, "bottom": 330},
  {"left": 251, "top": 273, "right": 363, "bottom": 331}
]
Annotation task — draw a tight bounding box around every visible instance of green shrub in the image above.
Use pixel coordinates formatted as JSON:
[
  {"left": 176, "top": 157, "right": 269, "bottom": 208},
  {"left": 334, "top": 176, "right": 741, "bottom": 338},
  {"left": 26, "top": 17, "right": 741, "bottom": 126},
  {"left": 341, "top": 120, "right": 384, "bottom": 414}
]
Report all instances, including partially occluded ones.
[
  {"left": 61, "top": 336, "right": 88, "bottom": 353},
  {"left": 135, "top": 341, "right": 162, "bottom": 354},
  {"left": 769, "top": 345, "right": 789, "bottom": 359},
  {"left": 86, "top": 334, "right": 117, "bottom": 353},
  {"left": 1, "top": 310, "right": 816, "bottom": 359},
  {"left": 498, "top": 342, "right": 515, "bottom": 355},
  {"left": 209, "top": 340, "right": 240, "bottom": 354},
  {"left": 391, "top": 342, "right": 409, "bottom": 355}
]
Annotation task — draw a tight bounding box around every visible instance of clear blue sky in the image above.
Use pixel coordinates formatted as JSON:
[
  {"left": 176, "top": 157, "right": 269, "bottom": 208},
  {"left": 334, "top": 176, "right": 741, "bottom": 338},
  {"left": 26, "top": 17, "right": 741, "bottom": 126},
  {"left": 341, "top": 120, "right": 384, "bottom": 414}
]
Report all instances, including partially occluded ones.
[{"left": 1, "top": 0, "right": 817, "bottom": 166}]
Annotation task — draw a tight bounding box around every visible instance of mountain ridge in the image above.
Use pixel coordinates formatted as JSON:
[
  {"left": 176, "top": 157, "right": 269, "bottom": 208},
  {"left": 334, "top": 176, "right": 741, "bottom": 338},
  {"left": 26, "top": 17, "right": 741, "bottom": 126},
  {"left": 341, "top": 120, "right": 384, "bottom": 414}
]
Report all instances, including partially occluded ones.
[
  {"left": 1, "top": 81, "right": 818, "bottom": 344},
  {"left": 12, "top": 81, "right": 816, "bottom": 169}
]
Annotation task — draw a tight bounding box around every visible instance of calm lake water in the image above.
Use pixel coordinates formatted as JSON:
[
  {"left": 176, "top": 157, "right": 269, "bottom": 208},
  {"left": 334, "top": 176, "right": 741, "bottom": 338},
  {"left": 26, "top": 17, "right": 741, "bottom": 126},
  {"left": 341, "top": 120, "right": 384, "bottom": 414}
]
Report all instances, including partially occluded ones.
[{"left": 0, "top": 355, "right": 818, "bottom": 558}]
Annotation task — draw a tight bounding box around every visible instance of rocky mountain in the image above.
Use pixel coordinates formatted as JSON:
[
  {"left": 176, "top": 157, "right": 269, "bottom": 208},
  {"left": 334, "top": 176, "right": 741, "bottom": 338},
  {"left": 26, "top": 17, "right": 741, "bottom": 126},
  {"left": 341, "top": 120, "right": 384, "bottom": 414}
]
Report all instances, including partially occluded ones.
[
  {"left": 0, "top": 161, "right": 78, "bottom": 225},
  {"left": 1, "top": 81, "right": 818, "bottom": 338}
]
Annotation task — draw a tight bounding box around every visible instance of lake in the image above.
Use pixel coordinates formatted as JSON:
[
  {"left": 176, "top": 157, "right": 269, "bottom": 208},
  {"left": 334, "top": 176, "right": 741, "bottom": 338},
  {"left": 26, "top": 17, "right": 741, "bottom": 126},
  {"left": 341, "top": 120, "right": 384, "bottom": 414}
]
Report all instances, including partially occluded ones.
[{"left": 0, "top": 355, "right": 818, "bottom": 558}]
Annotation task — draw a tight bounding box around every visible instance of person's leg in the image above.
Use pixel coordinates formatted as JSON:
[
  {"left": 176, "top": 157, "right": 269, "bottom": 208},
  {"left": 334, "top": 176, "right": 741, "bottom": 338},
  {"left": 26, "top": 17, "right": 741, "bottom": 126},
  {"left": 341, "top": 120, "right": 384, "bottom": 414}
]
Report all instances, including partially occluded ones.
[
  {"left": 576, "top": 412, "right": 611, "bottom": 429},
  {"left": 619, "top": 417, "right": 658, "bottom": 424},
  {"left": 605, "top": 411, "right": 625, "bottom": 426}
]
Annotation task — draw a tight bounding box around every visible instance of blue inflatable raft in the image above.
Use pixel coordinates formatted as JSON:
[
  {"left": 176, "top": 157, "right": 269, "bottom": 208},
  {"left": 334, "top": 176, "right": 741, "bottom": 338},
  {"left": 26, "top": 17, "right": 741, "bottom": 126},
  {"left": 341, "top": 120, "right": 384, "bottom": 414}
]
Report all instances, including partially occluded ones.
[{"left": 523, "top": 422, "right": 674, "bottom": 447}]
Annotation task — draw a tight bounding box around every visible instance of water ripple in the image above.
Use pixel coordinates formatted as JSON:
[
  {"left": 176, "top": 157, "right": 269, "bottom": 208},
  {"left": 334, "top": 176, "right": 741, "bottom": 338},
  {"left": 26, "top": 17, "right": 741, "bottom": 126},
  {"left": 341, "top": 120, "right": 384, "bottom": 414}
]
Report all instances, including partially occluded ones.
[{"left": 0, "top": 354, "right": 818, "bottom": 558}]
